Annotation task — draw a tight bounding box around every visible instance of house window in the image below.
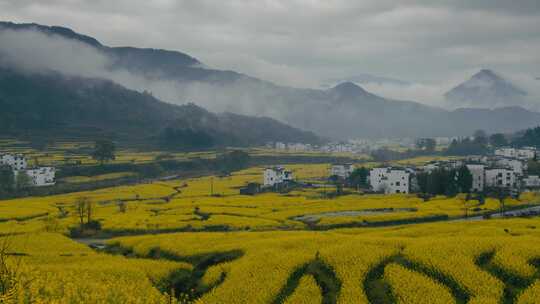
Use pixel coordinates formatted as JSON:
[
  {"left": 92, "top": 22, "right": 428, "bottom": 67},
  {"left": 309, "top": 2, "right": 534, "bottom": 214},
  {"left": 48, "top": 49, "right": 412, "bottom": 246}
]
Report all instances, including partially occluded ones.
[{"left": 396, "top": 182, "right": 400, "bottom": 186}]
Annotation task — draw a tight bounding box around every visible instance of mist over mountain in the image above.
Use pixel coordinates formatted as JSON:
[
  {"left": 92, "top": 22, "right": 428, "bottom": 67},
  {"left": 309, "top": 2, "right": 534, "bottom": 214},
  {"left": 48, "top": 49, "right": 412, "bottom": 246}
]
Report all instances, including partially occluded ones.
[
  {"left": 444, "top": 69, "right": 529, "bottom": 109},
  {"left": 2, "top": 21, "right": 540, "bottom": 140}
]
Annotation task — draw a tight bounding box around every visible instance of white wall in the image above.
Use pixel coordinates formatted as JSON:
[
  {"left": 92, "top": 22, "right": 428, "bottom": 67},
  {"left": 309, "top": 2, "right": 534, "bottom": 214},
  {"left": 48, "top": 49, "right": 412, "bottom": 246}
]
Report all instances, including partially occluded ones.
[{"left": 370, "top": 167, "right": 410, "bottom": 194}]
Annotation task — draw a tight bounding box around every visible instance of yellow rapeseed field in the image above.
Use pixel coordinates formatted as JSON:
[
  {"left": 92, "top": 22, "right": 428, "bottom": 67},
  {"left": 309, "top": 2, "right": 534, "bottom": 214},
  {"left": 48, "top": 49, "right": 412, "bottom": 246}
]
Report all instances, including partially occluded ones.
[{"left": 2, "top": 164, "right": 540, "bottom": 303}]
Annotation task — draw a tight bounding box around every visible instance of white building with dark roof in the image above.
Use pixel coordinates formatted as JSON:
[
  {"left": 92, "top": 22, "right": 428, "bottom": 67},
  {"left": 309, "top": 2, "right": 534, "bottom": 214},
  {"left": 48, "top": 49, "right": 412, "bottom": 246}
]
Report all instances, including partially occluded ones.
[
  {"left": 495, "top": 147, "right": 536, "bottom": 160},
  {"left": 263, "top": 166, "right": 293, "bottom": 187},
  {"left": 15, "top": 167, "right": 56, "bottom": 187},
  {"left": 494, "top": 158, "right": 526, "bottom": 175},
  {"left": 369, "top": 167, "right": 411, "bottom": 194},
  {"left": 0, "top": 153, "right": 27, "bottom": 171},
  {"left": 485, "top": 168, "right": 517, "bottom": 189},
  {"left": 466, "top": 164, "right": 485, "bottom": 192}
]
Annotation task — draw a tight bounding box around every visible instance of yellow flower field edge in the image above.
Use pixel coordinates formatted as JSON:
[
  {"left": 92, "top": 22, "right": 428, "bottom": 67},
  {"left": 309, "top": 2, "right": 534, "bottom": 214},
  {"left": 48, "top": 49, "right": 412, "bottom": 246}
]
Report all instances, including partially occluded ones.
[{"left": 0, "top": 233, "right": 191, "bottom": 304}]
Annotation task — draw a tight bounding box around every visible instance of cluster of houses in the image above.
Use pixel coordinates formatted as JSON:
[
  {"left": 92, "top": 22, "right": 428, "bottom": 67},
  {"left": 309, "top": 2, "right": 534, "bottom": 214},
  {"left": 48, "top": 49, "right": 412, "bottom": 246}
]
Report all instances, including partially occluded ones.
[
  {"left": 0, "top": 153, "right": 56, "bottom": 187},
  {"left": 268, "top": 142, "right": 359, "bottom": 153},
  {"left": 258, "top": 147, "right": 539, "bottom": 195},
  {"left": 266, "top": 137, "right": 458, "bottom": 155},
  {"left": 375, "top": 147, "right": 538, "bottom": 194}
]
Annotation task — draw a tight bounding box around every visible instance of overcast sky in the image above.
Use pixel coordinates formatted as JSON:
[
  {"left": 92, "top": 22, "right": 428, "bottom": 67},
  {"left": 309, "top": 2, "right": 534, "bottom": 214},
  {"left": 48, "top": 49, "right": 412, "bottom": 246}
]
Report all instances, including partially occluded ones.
[{"left": 1, "top": 0, "right": 539, "bottom": 89}]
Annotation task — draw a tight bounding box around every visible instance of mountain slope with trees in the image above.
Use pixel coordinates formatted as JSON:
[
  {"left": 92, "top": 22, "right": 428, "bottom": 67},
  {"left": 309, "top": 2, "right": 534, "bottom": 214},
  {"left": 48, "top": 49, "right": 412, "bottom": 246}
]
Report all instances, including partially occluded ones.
[{"left": 0, "top": 67, "right": 321, "bottom": 149}]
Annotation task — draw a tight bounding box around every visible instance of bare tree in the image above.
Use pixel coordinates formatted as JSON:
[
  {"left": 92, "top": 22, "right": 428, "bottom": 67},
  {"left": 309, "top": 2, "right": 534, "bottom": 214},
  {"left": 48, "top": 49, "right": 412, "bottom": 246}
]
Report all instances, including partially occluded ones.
[
  {"left": 117, "top": 200, "right": 127, "bottom": 213},
  {"left": 74, "top": 197, "right": 91, "bottom": 227}
]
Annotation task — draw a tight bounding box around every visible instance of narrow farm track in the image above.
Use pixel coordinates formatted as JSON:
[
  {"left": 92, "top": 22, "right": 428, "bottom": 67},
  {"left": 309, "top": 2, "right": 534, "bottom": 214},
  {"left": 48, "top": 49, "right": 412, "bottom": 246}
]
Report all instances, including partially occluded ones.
[
  {"left": 364, "top": 254, "right": 468, "bottom": 304},
  {"left": 273, "top": 258, "right": 341, "bottom": 304},
  {"left": 363, "top": 256, "right": 397, "bottom": 304},
  {"left": 394, "top": 256, "right": 469, "bottom": 304},
  {"left": 475, "top": 251, "right": 540, "bottom": 304},
  {"left": 104, "top": 244, "right": 243, "bottom": 302}
]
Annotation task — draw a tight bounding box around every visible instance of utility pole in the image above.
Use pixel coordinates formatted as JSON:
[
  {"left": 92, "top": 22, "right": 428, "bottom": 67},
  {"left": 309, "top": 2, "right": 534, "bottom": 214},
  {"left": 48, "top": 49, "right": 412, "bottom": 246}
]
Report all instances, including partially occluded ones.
[{"left": 210, "top": 177, "right": 214, "bottom": 196}]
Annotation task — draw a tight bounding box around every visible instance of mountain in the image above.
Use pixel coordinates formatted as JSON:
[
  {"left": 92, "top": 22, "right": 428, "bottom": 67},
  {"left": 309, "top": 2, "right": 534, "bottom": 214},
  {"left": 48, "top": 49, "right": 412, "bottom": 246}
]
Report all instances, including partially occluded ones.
[
  {"left": 322, "top": 73, "right": 410, "bottom": 88},
  {"left": 0, "top": 67, "right": 321, "bottom": 148},
  {"left": 444, "top": 69, "right": 528, "bottom": 109},
  {"left": 2, "top": 21, "right": 540, "bottom": 139}
]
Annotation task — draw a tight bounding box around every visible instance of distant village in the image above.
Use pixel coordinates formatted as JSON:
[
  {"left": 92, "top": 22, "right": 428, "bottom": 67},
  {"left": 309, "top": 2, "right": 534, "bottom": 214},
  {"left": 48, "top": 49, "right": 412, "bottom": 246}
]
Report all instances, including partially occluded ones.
[
  {"left": 257, "top": 147, "right": 539, "bottom": 196},
  {"left": 0, "top": 153, "right": 56, "bottom": 187},
  {"left": 266, "top": 137, "right": 454, "bottom": 154}
]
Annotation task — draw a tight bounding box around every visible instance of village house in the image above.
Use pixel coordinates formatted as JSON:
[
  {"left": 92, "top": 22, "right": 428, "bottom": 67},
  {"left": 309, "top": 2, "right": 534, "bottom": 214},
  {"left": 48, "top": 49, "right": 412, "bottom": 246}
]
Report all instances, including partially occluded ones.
[
  {"left": 466, "top": 164, "right": 485, "bottom": 192},
  {"left": 330, "top": 163, "right": 355, "bottom": 179},
  {"left": 485, "top": 168, "right": 517, "bottom": 189},
  {"left": 0, "top": 153, "right": 56, "bottom": 187},
  {"left": 523, "top": 175, "right": 540, "bottom": 188},
  {"left": 369, "top": 167, "right": 411, "bottom": 194},
  {"left": 495, "top": 147, "right": 536, "bottom": 160},
  {"left": 15, "top": 167, "right": 56, "bottom": 187},
  {"left": 263, "top": 166, "right": 294, "bottom": 187},
  {"left": 494, "top": 157, "right": 526, "bottom": 175},
  {"left": 0, "top": 153, "right": 27, "bottom": 171}
]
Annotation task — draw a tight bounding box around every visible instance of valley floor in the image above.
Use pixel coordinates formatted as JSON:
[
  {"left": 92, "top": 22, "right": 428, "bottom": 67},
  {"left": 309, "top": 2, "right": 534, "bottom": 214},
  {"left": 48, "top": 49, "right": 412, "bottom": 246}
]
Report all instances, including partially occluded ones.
[{"left": 1, "top": 164, "right": 540, "bottom": 303}]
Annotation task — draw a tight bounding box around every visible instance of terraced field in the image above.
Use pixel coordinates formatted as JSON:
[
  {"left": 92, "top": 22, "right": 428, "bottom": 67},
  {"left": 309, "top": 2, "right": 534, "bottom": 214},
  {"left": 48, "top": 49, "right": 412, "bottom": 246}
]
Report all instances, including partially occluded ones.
[
  {"left": 2, "top": 165, "right": 534, "bottom": 235},
  {"left": 2, "top": 163, "right": 540, "bottom": 303},
  {"left": 0, "top": 138, "right": 217, "bottom": 167}
]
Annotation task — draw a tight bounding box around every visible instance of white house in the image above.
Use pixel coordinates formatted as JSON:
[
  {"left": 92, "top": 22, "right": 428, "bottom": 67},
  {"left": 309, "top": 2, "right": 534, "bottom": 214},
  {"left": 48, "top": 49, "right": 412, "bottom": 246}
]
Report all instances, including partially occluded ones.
[
  {"left": 495, "top": 158, "right": 526, "bottom": 175},
  {"left": 485, "top": 168, "right": 517, "bottom": 189},
  {"left": 275, "top": 142, "right": 287, "bottom": 150},
  {"left": 523, "top": 175, "right": 540, "bottom": 188},
  {"left": 14, "top": 167, "right": 56, "bottom": 187},
  {"left": 369, "top": 167, "right": 411, "bottom": 194},
  {"left": 287, "top": 143, "right": 312, "bottom": 152},
  {"left": 330, "top": 163, "right": 355, "bottom": 179},
  {"left": 0, "top": 153, "right": 27, "bottom": 171},
  {"left": 466, "top": 164, "right": 485, "bottom": 192},
  {"left": 495, "top": 147, "right": 536, "bottom": 160},
  {"left": 263, "top": 166, "right": 293, "bottom": 187}
]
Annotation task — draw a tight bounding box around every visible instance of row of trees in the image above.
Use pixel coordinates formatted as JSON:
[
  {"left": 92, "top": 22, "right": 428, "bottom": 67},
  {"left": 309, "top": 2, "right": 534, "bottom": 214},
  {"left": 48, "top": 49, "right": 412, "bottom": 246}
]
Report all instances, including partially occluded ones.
[
  {"left": 445, "top": 130, "right": 509, "bottom": 156},
  {"left": 0, "top": 166, "right": 33, "bottom": 196},
  {"left": 339, "top": 165, "right": 474, "bottom": 197},
  {"left": 416, "top": 166, "right": 473, "bottom": 196},
  {"left": 513, "top": 126, "right": 540, "bottom": 148}
]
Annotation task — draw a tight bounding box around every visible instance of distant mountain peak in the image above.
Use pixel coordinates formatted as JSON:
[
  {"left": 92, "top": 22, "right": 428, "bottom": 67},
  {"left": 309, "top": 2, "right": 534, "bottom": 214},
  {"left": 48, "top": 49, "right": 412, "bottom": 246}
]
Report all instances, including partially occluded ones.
[
  {"left": 322, "top": 73, "right": 410, "bottom": 88},
  {"left": 444, "top": 69, "right": 527, "bottom": 109},
  {"left": 330, "top": 81, "right": 370, "bottom": 97},
  {"left": 0, "top": 21, "right": 103, "bottom": 47},
  {"left": 475, "top": 68, "right": 498, "bottom": 78}
]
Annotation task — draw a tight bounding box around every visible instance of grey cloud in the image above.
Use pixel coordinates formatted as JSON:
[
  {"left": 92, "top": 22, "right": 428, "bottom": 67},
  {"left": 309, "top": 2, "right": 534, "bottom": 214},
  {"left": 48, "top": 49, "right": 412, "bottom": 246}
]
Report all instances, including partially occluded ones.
[{"left": 0, "top": 0, "right": 539, "bottom": 90}]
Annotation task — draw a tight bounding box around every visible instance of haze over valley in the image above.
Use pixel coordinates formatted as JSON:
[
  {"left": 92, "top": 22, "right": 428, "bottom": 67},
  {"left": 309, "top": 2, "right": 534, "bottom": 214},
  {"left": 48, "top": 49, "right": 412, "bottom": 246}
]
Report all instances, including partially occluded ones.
[{"left": 1, "top": 21, "right": 540, "bottom": 141}]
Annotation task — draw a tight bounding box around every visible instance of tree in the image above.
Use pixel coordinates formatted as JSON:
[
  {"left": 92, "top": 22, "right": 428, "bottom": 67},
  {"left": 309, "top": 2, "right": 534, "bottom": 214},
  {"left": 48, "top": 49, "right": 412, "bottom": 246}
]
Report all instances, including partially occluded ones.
[
  {"left": 117, "top": 201, "right": 127, "bottom": 213},
  {"left": 446, "top": 137, "right": 488, "bottom": 156},
  {"left": 456, "top": 166, "right": 473, "bottom": 193},
  {"left": 512, "top": 126, "right": 540, "bottom": 148},
  {"left": 348, "top": 167, "right": 370, "bottom": 189},
  {"left": 527, "top": 159, "right": 540, "bottom": 175},
  {"left": 0, "top": 166, "right": 14, "bottom": 195},
  {"left": 15, "top": 171, "right": 31, "bottom": 190},
  {"left": 73, "top": 196, "right": 95, "bottom": 228},
  {"left": 92, "top": 139, "right": 116, "bottom": 165},
  {"left": 473, "top": 130, "right": 488, "bottom": 145},
  {"left": 217, "top": 150, "right": 250, "bottom": 174},
  {"left": 489, "top": 133, "right": 508, "bottom": 148}
]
